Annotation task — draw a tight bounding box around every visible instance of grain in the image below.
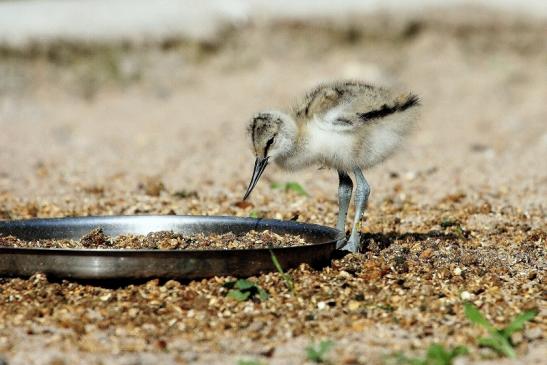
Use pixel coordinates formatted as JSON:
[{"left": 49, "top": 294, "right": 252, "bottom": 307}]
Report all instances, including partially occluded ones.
[{"left": 0, "top": 229, "right": 308, "bottom": 250}]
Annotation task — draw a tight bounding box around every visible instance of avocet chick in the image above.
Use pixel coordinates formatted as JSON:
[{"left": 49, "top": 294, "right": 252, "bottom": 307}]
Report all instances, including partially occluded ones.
[{"left": 244, "top": 80, "right": 420, "bottom": 252}]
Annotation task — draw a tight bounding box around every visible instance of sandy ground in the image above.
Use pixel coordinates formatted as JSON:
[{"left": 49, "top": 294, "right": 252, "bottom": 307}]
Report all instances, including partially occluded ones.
[
  {"left": 1, "top": 8, "right": 546, "bottom": 208},
  {"left": 0, "top": 6, "right": 546, "bottom": 365},
  {"left": 2, "top": 0, "right": 546, "bottom": 48}
]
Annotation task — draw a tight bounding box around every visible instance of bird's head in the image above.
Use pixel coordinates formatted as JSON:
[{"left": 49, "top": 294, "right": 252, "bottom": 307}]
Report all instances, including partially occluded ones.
[{"left": 243, "top": 111, "right": 295, "bottom": 200}]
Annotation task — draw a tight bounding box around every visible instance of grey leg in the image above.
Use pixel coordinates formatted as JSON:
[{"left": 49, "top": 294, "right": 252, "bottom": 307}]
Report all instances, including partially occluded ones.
[
  {"left": 336, "top": 171, "right": 353, "bottom": 247},
  {"left": 343, "top": 167, "right": 370, "bottom": 252}
]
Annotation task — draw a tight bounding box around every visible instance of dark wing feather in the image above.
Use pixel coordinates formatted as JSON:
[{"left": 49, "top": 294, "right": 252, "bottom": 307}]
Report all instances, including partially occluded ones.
[{"left": 358, "top": 94, "right": 420, "bottom": 122}]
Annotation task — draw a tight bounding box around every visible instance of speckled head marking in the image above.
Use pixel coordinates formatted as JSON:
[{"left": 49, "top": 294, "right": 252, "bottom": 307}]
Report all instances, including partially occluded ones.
[
  {"left": 244, "top": 111, "right": 298, "bottom": 200},
  {"left": 248, "top": 112, "right": 283, "bottom": 158},
  {"left": 244, "top": 112, "right": 282, "bottom": 200}
]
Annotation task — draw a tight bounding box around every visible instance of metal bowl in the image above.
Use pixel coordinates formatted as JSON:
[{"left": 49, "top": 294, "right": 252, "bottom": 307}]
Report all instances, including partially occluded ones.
[{"left": 0, "top": 215, "right": 341, "bottom": 280}]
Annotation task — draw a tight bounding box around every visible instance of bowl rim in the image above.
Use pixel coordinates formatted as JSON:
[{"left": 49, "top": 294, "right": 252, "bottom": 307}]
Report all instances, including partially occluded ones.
[{"left": 0, "top": 214, "right": 343, "bottom": 253}]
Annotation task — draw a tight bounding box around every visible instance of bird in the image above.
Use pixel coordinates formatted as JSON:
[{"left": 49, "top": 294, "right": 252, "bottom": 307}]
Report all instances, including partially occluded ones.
[{"left": 243, "top": 80, "right": 420, "bottom": 252}]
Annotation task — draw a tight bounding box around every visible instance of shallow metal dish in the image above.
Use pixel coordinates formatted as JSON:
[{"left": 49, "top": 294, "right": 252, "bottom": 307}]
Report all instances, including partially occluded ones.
[{"left": 0, "top": 215, "right": 341, "bottom": 280}]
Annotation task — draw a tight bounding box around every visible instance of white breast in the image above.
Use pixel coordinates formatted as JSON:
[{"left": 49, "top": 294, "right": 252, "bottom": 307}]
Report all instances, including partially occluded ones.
[{"left": 304, "top": 117, "right": 356, "bottom": 171}]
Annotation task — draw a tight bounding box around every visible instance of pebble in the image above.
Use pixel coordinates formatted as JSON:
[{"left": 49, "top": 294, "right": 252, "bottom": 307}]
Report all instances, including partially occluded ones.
[
  {"left": 512, "top": 332, "right": 523, "bottom": 345},
  {"left": 524, "top": 327, "right": 543, "bottom": 340},
  {"left": 348, "top": 301, "right": 360, "bottom": 311},
  {"left": 460, "top": 291, "right": 473, "bottom": 301},
  {"left": 338, "top": 270, "right": 353, "bottom": 279},
  {"left": 419, "top": 248, "right": 433, "bottom": 260}
]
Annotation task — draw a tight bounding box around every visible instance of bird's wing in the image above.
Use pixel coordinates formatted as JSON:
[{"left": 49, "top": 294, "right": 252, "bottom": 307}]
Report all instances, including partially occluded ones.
[
  {"left": 292, "top": 80, "right": 375, "bottom": 120},
  {"left": 319, "top": 92, "right": 420, "bottom": 131}
]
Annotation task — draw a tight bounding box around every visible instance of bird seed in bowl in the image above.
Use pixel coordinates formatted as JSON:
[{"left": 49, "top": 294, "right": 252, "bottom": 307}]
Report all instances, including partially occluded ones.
[{"left": 0, "top": 228, "right": 310, "bottom": 250}]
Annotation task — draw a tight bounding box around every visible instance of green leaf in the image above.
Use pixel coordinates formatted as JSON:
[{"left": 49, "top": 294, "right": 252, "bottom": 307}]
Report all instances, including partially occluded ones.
[
  {"left": 453, "top": 225, "right": 466, "bottom": 239},
  {"left": 227, "top": 289, "right": 251, "bottom": 301},
  {"left": 478, "top": 336, "right": 516, "bottom": 358},
  {"left": 234, "top": 279, "right": 255, "bottom": 290},
  {"left": 450, "top": 346, "right": 469, "bottom": 358},
  {"left": 306, "top": 340, "right": 334, "bottom": 363},
  {"left": 270, "top": 181, "right": 308, "bottom": 196},
  {"left": 257, "top": 287, "right": 269, "bottom": 301},
  {"left": 425, "top": 344, "right": 469, "bottom": 365},
  {"left": 224, "top": 279, "right": 269, "bottom": 302},
  {"left": 425, "top": 344, "right": 448, "bottom": 362},
  {"left": 464, "top": 303, "right": 497, "bottom": 334},
  {"left": 464, "top": 304, "right": 537, "bottom": 358},
  {"left": 249, "top": 211, "right": 259, "bottom": 218},
  {"left": 501, "top": 309, "right": 538, "bottom": 338},
  {"left": 391, "top": 344, "right": 468, "bottom": 365},
  {"left": 285, "top": 182, "right": 308, "bottom": 196},
  {"left": 270, "top": 250, "right": 295, "bottom": 293}
]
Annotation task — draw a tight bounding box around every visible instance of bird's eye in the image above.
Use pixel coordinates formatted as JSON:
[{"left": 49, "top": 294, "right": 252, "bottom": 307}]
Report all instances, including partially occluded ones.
[{"left": 264, "top": 136, "right": 275, "bottom": 156}]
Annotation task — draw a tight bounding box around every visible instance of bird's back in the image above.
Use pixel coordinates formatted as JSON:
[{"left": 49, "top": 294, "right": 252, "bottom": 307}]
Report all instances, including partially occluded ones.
[
  {"left": 293, "top": 80, "right": 417, "bottom": 122},
  {"left": 292, "top": 80, "right": 377, "bottom": 121},
  {"left": 291, "top": 80, "right": 420, "bottom": 170}
]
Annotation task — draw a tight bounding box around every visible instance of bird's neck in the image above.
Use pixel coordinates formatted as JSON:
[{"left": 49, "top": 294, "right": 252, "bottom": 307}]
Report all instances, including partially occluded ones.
[{"left": 274, "top": 122, "right": 310, "bottom": 170}]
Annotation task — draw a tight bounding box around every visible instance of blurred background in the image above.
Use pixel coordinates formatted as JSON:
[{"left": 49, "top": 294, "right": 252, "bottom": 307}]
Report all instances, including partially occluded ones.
[{"left": 0, "top": 0, "right": 545, "bottom": 210}]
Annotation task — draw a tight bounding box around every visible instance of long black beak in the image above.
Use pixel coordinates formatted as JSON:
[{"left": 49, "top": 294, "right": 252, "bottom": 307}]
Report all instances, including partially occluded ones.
[{"left": 243, "top": 157, "right": 269, "bottom": 200}]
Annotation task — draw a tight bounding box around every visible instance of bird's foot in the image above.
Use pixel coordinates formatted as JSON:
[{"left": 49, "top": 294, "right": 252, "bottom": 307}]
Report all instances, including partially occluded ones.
[
  {"left": 336, "top": 238, "right": 347, "bottom": 250},
  {"left": 339, "top": 233, "right": 361, "bottom": 253}
]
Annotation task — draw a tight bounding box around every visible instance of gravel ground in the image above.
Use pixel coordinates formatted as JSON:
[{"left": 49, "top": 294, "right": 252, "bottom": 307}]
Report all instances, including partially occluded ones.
[
  {"left": 0, "top": 6, "right": 546, "bottom": 365},
  {"left": 0, "top": 190, "right": 545, "bottom": 364}
]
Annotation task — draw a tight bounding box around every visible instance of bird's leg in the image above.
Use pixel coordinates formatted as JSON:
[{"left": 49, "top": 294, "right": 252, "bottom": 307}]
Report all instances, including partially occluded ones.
[
  {"left": 344, "top": 167, "right": 370, "bottom": 252},
  {"left": 336, "top": 171, "right": 353, "bottom": 248}
]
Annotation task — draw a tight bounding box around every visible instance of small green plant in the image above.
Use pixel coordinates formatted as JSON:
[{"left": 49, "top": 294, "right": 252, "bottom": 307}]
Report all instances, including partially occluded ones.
[
  {"left": 249, "top": 211, "right": 260, "bottom": 218},
  {"left": 439, "top": 219, "right": 466, "bottom": 239},
  {"left": 393, "top": 344, "right": 468, "bottom": 365},
  {"left": 452, "top": 225, "right": 466, "bottom": 239},
  {"left": 464, "top": 303, "right": 538, "bottom": 358},
  {"left": 224, "top": 279, "right": 268, "bottom": 302},
  {"left": 237, "top": 359, "right": 266, "bottom": 365},
  {"left": 306, "top": 340, "right": 334, "bottom": 363},
  {"left": 269, "top": 250, "right": 295, "bottom": 293},
  {"left": 271, "top": 181, "right": 308, "bottom": 196}
]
